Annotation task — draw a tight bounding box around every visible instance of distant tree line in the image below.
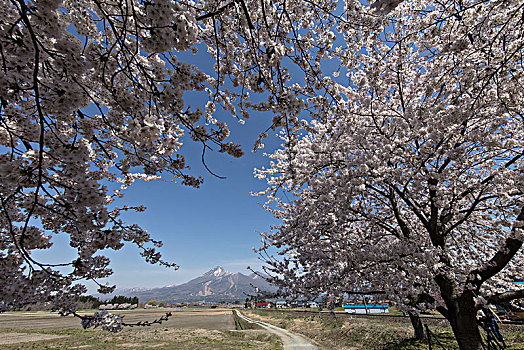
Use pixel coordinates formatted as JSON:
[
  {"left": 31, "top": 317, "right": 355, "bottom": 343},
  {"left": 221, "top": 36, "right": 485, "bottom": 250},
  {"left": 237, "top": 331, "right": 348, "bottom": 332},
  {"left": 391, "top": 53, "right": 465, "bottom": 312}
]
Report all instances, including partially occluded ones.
[
  {"left": 75, "top": 295, "right": 139, "bottom": 309},
  {"left": 106, "top": 296, "right": 139, "bottom": 306}
]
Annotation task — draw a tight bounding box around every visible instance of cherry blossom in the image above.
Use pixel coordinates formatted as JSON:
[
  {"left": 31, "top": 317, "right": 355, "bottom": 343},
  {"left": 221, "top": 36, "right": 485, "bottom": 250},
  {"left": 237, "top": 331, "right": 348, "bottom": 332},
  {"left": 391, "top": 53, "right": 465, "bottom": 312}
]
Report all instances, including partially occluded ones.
[
  {"left": 0, "top": 0, "right": 247, "bottom": 319},
  {"left": 249, "top": 1, "right": 524, "bottom": 349},
  {"left": 3, "top": 1, "right": 523, "bottom": 345}
]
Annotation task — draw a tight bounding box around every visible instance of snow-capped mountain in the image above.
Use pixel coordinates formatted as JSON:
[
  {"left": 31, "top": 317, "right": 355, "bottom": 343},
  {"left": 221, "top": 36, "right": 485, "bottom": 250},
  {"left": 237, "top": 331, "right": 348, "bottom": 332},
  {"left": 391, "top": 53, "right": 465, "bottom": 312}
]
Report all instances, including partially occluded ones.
[
  {"left": 203, "top": 266, "right": 231, "bottom": 278},
  {"left": 96, "top": 266, "right": 277, "bottom": 303}
]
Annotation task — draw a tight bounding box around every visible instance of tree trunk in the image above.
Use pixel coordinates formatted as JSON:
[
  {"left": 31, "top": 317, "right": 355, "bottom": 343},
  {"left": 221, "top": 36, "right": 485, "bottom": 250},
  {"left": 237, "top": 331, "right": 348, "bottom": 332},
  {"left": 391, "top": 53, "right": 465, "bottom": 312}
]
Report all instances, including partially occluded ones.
[
  {"left": 408, "top": 311, "right": 425, "bottom": 340},
  {"left": 445, "top": 293, "right": 483, "bottom": 350}
]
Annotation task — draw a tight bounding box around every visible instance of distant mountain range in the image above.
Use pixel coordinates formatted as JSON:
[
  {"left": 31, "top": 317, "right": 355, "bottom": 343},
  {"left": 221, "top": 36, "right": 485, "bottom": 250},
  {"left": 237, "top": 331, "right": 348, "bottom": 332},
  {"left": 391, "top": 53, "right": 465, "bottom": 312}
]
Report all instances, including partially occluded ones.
[{"left": 94, "top": 266, "right": 278, "bottom": 303}]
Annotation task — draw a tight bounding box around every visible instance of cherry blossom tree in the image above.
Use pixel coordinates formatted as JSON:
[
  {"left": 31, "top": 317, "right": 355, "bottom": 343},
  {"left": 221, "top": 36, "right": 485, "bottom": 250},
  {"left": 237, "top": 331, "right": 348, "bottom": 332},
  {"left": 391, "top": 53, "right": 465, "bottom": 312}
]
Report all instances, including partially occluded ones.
[
  {"left": 3, "top": 2, "right": 523, "bottom": 347},
  {"left": 0, "top": 0, "right": 250, "bottom": 316},
  {"left": 1, "top": 0, "right": 351, "bottom": 320},
  {"left": 251, "top": 1, "right": 524, "bottom": 349}
]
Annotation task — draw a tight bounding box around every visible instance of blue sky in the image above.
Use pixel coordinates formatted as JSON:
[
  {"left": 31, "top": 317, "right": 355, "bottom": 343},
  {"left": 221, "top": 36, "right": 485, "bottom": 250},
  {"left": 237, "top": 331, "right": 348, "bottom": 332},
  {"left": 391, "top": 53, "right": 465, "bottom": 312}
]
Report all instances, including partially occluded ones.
[
  {"left": 30, "top": 44, "right": 284, "bottom": 293},
  {"left": 103, "top": 46, "right": 285, "bottom": 289},
  {"left": 35, "top": 104, "right": 282, "bottom": 293},
  {"left": 97, "top": 110, "right": 282, "bottom": 291}
]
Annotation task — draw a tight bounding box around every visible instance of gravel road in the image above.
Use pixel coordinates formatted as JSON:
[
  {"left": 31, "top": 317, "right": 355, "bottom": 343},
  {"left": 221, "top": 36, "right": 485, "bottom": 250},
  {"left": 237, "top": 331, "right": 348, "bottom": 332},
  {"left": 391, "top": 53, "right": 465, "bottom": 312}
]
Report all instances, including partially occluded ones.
[{"left": 235, "top": 310, "right": 318, "bottom": 350}]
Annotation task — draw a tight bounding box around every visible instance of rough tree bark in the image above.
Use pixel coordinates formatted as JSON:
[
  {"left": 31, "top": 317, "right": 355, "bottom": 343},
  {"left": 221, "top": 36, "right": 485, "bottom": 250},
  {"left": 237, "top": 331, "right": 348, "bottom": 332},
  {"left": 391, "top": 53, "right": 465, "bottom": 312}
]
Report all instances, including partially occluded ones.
[
  {"left": 408, "top": 311, "right": 425, "bottom": 341},
  {"left": 441, "top": 290, "right": 483, "bottom": 350}
]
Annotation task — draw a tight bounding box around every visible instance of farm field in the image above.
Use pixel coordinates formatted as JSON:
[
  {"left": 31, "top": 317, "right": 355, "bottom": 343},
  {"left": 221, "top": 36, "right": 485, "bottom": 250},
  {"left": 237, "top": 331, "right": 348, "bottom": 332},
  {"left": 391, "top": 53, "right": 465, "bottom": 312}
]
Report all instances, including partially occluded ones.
[
  {"left": 2, "top": 307, "right": 523, "bottom": 349},
  {"left": 0, "top": 308, "right": 282, "bottom": 349},
  {"left": 243, "top": 309, "right": 524, "bottom": 350},
  {"left": 0, "top": 308, "right": 236, "bottom": 330}
]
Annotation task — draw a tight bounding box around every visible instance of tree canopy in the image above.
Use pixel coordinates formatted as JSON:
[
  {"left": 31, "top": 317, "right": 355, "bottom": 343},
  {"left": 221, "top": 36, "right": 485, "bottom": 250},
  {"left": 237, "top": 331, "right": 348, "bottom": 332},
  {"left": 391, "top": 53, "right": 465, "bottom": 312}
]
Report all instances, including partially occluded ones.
[
  {"left": 2, "top": 0, "right": 524, "bottom": 347},
  {"left": 252, "top": 0, "right": 524, "bottom": 349},
  {"left": 0, "top": 0, "right": 248, "bottom": 313}
]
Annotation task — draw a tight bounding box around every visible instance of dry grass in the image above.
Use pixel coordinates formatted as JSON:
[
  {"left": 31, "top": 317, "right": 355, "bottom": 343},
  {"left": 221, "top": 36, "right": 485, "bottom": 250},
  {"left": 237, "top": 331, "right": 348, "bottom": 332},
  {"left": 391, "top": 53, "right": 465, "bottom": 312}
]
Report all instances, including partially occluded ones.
[
  {"left": 0, "top": 328, "right": 282, "bottom": 349},
  {"left": 0, "top": 309, "right": 282, "bottom": 350},
  {"left": 244, "top": 310, "right": 524, "bottom": 350}
]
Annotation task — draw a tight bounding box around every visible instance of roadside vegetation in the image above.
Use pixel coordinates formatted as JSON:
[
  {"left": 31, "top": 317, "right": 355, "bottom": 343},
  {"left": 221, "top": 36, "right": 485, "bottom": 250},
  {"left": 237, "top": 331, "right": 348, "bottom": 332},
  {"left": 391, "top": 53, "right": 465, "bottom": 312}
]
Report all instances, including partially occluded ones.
[
  {"left": 244, "top": 310, "right": 524, "bottom": 350},
  {"left": 232, "top": 310, "right": 262, "bottom": 330}
]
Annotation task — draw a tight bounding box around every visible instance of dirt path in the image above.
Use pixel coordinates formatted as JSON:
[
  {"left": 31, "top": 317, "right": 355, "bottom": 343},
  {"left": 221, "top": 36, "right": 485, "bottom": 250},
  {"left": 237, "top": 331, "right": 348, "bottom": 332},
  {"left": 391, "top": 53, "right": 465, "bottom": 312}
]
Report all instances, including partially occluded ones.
[{"left": 235, "top": 310, "right": 317, "bottom": 350}]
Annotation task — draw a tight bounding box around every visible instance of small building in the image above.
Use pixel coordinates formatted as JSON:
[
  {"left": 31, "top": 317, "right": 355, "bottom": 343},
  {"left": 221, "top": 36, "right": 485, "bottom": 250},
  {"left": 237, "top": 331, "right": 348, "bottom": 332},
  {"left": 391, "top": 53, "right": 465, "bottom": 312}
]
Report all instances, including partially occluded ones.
[
  {"left": 291, "top": 301, "right": 304, "bottom": 308},
  {"left": 343, "top": 303, "right": 389, "bottom": 314},
  {"left": 255, "top": 302, "right": 271, "bottom": 308},
  {"left": 276, "top": 301, "right": 288, "bottom": 308}
]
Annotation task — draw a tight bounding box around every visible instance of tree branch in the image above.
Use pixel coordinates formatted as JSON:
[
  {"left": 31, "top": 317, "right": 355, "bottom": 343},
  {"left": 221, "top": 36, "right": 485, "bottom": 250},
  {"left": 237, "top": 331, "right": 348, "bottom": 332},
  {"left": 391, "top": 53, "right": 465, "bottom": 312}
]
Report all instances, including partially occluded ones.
[
  {"left": 471, "top": 206, "right": 524, "bottom": 285},
  {"left": 487, "top": 289, "right": 524, "bottom": 305}
]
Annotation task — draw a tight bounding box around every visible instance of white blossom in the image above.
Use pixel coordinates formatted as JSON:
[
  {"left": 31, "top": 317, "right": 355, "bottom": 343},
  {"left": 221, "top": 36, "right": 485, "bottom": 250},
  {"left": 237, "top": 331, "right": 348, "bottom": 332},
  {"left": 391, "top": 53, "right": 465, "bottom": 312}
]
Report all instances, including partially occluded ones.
[{"left": 0, "top": 0, "right": 246, "bottom": 315}]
